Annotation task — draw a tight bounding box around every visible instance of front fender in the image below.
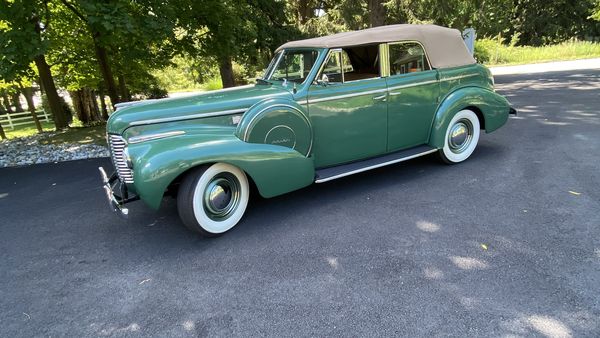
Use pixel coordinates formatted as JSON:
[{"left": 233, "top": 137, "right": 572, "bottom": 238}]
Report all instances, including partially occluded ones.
[
  {"left": 126, "top": 125, "right": 315, "bottom": 210},
  {"left": 429, "top": 86, "right": 511, "bottom": 149},
  {"left": 235, "top": 98, "right": 313, "bottom": 156}
]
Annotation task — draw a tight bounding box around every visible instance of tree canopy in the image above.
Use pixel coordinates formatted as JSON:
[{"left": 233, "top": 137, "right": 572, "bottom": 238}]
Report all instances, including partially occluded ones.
[{"left": 1, "top": 0, "right": 599, "bottom": 130}]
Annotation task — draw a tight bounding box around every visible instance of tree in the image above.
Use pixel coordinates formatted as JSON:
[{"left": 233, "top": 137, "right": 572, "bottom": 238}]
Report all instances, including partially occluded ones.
[
  {"left": 0, "top": 0, "right": 70, "bottom": 130},
  {"left": 368, "top": 0, "right": 386, "bottom": 27},
  {"left": 20, "top": 84, "right": 43, "bottom": 132},
  {"left": 176, "top": 0, "right": 299, "bottom": 88},
  {"left": 0, "top": 119, "right": 5, "bottom": 139},
  {"left": 58, "top": 0, "right": 177, "bottom": 107}
]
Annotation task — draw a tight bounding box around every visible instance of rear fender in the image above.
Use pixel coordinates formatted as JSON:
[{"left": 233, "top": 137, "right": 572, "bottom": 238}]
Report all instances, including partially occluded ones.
[{"left": 429, "top": 86, "right": 511, "bottom": 149}]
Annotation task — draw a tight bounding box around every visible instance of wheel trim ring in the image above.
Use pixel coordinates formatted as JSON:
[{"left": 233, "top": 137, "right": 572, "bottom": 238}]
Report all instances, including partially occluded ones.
[
  {"left": 202, "top": 173, "right": 241, "bottom": 221},
  {"left": 448, "top": 119, "right": 474, "bottom": 154}
]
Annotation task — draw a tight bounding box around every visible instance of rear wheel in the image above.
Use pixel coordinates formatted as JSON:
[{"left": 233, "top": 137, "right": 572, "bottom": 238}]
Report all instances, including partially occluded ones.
[
  {"left": 438, "top": 109, "right": 480, "bottom": 164},
  {"left": 177, "top": 163, "right": 249, "bottom": 237}
]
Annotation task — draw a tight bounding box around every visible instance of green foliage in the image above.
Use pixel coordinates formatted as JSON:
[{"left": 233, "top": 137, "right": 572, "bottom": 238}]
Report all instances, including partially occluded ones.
[
  {"left": 475, "top": 40, "right": 600, "bottom": 65},
  {"left": 203, "top": 76, "right": 223, "bottom": 91},
  {"left": 0, "top": 0, "right": 46, "bottom": 82},
  {"left": 3, "top": 0, "right": 600, "bottom": 109},
  {"left": 592, "top": 1, "right": 600, "bottom": 21}
]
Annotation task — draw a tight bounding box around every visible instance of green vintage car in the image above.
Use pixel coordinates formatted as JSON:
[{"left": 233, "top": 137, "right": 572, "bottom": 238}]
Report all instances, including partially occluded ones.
[{"left": 100, "top": 24, "right": 515, "bottom": 236}]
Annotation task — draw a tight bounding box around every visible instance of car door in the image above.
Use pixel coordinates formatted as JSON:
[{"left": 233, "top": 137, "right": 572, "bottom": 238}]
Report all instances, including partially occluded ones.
[
  {"left": 308, "top": 48, "right": 388, "bottom": 168},
  {"left": 385, "top": 41, "right": 440, "bottom": 151}
]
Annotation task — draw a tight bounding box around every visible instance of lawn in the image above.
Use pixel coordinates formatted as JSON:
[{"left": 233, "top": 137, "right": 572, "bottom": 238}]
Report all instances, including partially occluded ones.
[
  {"left": 4, "top": 121, "right": 107, "bottom": 146},
  {"left": 478, "top": 40, "right": 600, "bottom": 66}
]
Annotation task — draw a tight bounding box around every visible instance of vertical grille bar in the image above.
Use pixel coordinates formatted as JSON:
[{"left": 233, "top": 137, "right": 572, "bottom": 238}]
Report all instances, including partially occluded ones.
[{"left": 108, "top": 134, "right": 134, "bottom": 183}]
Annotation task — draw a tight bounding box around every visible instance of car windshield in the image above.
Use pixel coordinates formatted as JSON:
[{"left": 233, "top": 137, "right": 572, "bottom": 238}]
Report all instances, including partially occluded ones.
[{"left": 263, "top": 49, "right": 320, "bottom": 84}]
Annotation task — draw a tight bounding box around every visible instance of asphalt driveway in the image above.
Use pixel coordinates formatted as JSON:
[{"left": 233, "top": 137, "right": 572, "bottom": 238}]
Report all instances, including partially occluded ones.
[{"left": 1, "top": 69, "right": 599, "bottom": 337}]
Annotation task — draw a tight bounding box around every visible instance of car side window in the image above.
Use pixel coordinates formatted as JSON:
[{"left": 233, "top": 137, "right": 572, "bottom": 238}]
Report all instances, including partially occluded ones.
[
  {"left": 389, "top": 42, "right": 431, "bottom": 76},
  {"left": 318, "top": 45, "right": 381, "bottom": 84},
  {"left": 320, "top": 50, "right": 344, "bottom": 83}
]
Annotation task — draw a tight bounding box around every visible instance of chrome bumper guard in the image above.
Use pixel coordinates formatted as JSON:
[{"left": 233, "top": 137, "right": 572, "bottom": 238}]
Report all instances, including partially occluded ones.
[{"left": 98, "top": 167, "right": 139, "bottom": 218}]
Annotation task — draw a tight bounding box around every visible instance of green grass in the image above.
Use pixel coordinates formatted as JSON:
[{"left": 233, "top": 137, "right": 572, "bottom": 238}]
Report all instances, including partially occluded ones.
[
  {"left": 4, "top": 120, "right": 107, "bottom": 146},
  {"left": 4, "top": 121, "right": 55, "bottom": 139},
  {"left": 477, "top": 40, "right": 600, "bottom": 66},
  {"left": 41, "top": 124, "right": 107, "bottom": 146}
]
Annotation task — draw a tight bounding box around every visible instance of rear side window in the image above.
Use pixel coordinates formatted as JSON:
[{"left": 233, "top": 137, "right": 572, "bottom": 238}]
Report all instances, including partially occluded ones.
[{"left": 389, "top": 42, "right": 431, "bottom": 75}]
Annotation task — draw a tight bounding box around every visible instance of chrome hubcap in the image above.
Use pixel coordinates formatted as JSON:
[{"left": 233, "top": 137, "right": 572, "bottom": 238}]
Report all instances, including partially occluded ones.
[
  {"left": 448, "top": 119, "right": 473, "bottom": 154},
  {"left": 203, "top": 173, "right": 241, "bottom": 221}
]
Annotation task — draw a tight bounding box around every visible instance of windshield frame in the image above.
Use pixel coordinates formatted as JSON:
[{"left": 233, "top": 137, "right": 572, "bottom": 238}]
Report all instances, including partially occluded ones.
[{"left": 263, "top": 48, "right": 321, "bottom": 85}]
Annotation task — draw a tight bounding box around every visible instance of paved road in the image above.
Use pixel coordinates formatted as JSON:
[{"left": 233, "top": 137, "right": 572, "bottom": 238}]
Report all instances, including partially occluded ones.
[{"left": 1, "top": 70, "right": 599, "bottom": 337}]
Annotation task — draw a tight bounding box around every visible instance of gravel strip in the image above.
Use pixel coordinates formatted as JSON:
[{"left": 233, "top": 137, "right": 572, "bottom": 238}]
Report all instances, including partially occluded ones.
[{"left": 0, "top": 133, "right": 109, "bottom": 168}]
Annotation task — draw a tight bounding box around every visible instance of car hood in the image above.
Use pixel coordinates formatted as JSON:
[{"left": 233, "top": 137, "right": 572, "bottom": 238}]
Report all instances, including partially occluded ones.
[{"left": 107, "top": 84, "right": 292, "bottom": 134}]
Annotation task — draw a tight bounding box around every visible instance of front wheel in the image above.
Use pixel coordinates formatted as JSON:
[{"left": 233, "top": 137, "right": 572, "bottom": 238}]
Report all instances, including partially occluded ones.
[
  {"left": 177, "top": 163, "right": 250, "bottom": 237},
  {"left": 438, "top": 109, "right": 481, "bottom": 164}
]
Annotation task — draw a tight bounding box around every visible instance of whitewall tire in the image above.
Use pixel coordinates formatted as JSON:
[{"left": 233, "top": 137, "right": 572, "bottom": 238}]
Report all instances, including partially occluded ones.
[
  {"left": 438, "top": 109, "right": 480, "bottom": 164},
  {"left": 177, "top": 163, "right": 250, "bottom": 236}
]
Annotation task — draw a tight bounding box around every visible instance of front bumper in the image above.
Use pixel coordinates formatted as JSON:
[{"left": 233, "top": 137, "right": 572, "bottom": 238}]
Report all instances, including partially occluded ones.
[{"left": 98, "top": 167, "right": 139, "bottom": 218}]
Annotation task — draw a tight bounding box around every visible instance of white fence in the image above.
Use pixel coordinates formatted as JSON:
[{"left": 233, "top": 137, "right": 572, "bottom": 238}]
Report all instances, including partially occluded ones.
[{"left": 0, "top": 111, "right": 53, "bottom": 130}]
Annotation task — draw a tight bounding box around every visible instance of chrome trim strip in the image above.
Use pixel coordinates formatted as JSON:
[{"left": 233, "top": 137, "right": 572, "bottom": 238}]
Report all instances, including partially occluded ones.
[
  {"left": 315, "top": 149, "right": 437, "bottom": 183},
  {"left": 307, "top": 88, "right": 388, "bottom": 104},
  {"left": 128, "top": 131, "right": 186, "bottom": 144},
  {"left": 129, "top": 108, "right": 248, "bottom": 126},
  {"left": 440, "top": 74, "right": 479, "bottom": 82},
  {"left": 387, "top": 79, "right": 438, "bottom": 91}
]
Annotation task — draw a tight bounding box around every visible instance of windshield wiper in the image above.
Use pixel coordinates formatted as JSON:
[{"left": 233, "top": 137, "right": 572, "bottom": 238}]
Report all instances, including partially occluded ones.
[{"left": 256, "top": 78, "right": 272, "bottom": 85}]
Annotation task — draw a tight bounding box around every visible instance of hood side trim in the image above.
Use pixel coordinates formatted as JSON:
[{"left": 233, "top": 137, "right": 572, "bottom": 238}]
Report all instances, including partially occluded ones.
[{"left": 129, "top": 108, "right": 249, "bottom": 126}]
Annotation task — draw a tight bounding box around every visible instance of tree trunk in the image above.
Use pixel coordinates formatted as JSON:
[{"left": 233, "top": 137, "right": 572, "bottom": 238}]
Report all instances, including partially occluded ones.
[
  {"left": 2, "top": 93, "right": 13, "bottom": 114},
  {"left": 93, "top": 39, "right": 120, "bottom": 108},
  {"left": 297, "top": 0, "right": 314, "bottom": 24},
  {"left": 98, "top": 84, "right": 109, "bottom": 120},
  {"left": 90, "top": 90, "right": 102, "bottom": 121},
  {"left": 34, "top": 54, "right": 69, "bottom": 130},
  {"left": 12, "top": 91, "right": 24, "bottom": 112},
  {"left": 0, "top": 94, "right": 9, "bottom": 114},
  {"left": 219, "top": 57, "right": 236, "bottom": 88},
  {"left": 70, "top": 90, "right": 86, "bottom": 125},
  {"left": 368, "top": 0, "right": 386, "bottom": 27},
  {"left": 117, "top": 75, "right": 130, "bottom": 102},
  {"left": 21, "top": 86, "right": 43, "bottom": 133},
  {"left": 0, "top": 97, "right": 6, "bottom": 139},
  {"left": 70, "top": 88, "right": 102, "bottom": 126}
]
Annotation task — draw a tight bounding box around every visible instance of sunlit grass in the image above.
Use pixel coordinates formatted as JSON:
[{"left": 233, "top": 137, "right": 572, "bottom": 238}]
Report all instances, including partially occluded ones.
[
  {"left": 41, "top": 124, "right": 107, "bottom": 146},
  {"left": 480, "top": 41, "right": 600, "bottom": 66},
  {"left": 4, "top": 121, "right": 55, "bottom": 139},
  {"left": 4, "top": 119, "right": 106, "bottom": 146}
]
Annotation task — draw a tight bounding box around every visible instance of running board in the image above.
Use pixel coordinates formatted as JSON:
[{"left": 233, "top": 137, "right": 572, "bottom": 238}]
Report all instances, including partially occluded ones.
[{"left": 315, "top": 145, "right": 437, "bottom": 183}]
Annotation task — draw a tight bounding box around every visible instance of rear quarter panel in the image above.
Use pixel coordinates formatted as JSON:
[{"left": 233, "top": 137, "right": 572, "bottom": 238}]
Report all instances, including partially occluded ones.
[{"left": 428, "top": 64, "right": 511, "bottom": 148}]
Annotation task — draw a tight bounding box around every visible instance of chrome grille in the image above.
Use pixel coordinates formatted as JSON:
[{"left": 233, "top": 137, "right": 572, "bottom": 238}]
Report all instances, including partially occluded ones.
[{"left": 108, "top": 134, "right": 134, "bottom": 183}]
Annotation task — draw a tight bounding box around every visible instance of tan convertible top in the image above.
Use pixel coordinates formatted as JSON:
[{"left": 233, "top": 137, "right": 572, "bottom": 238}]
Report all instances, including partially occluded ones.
[{"left": 276, "top": 24, "right": 475, "bottom": 69}]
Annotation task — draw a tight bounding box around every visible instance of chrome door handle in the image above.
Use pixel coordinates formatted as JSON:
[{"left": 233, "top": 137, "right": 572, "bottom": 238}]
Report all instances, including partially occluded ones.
[
  {"left": 373, "top": 94, "right": 387, "bottom": 101},
  {"left": 389, "top": 91, "right": 402, "bottom": 96}
]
